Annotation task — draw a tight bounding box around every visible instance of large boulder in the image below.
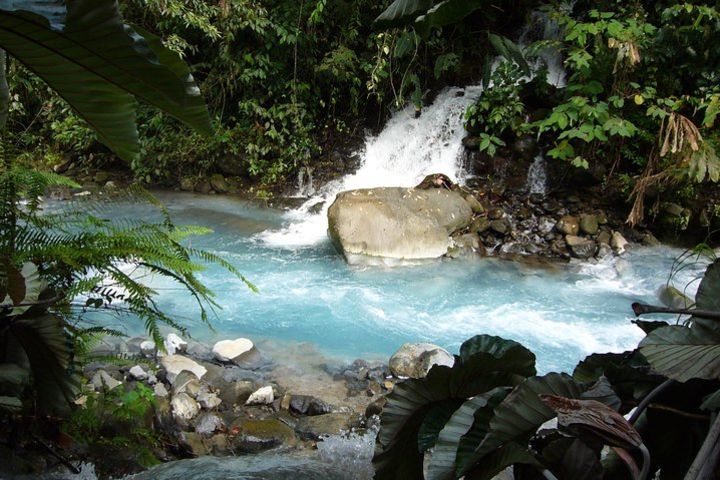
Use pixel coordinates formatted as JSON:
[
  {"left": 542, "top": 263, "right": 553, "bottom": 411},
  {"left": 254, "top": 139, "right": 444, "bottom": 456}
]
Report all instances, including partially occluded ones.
[
  {"left": 389, "top": 343, "right": 455, "bottom": 379},
  {"left": 327, "top": 187, "right": 473, "bottom": 265},
  {"left": 212, "top": 338, "right": 259, "bottom": 365},
  {"left": 161, "top": 355, "right": 207, "bottom": 383}
]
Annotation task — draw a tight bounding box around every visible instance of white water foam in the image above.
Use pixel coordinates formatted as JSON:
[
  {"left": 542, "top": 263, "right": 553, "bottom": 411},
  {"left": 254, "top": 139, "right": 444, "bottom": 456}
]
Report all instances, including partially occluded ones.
[
  {"left": 526, "top": 155, "right": 548, "bottom": 196},
  {"left": 258, "top": 86, "right": 484, "bottom": 247}
]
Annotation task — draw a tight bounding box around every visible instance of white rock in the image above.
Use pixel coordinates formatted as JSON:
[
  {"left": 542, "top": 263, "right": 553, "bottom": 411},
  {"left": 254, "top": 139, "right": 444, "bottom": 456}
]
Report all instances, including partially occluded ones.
[
  {"left": 171, "top": 393, "right": 199, "bottom": 423},
  {"left": 172, "top": 370, "right": 201, "bottom": 397},
  {"left": 147, "top": 374, "right": 158, "bottom": 385},
  {"left": 389, "top": 343, "right": 455, "bottom": 379},
  {"left": 197, "top": 389, "right": 222, "bottom": 410},
  {"left": 160, "top": 354, "right": 207, "bottom": 383},
  {"left": 128, "top": 365, "right": 148, "bottom": 381},
  {"left": 154, "top": 383, "right": 169, "bottom": 398},
  {"left": 165, "top": 333, "right": 188, "bottom": 355},
  {"left": 140, "top": 340, "right": 157, "bottom": 358},
  {"left": 90, "top": 370, "right": 122, "bottom": 391},
  {"left": 611, "top": 231, "right": 630, "bottom": 255},
  {"left": 212, "top": 338, "right": 256, "bottom": 364},
  {"left": 245, "top": 386, "right": 274, "bottom": 405}
]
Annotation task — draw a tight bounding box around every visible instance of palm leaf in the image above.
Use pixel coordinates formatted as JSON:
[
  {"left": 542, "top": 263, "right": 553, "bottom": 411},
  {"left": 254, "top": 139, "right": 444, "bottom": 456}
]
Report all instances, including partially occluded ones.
[{"left": 0, "top": 0, "right": 212, "bottom": 160}]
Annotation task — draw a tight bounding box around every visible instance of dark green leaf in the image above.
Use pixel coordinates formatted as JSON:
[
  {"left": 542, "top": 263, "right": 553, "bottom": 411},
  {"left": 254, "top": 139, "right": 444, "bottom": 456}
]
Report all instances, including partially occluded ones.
[
  {"left": 581, "top": 376, "right": 622, "bottom": 411},
  {"left": 0, "top": 363, "right": 29, "bottom": 387},
  {"left": 415, "top": 0, "right": 486, "bottom": 37},
  {"left": 464, "top": 442, "right": 542, "bottom": 480},
  {"left": 374, "top": 0, "right": 433, "bottom": 29},
  {"left": 418, "top": 399, "right": 464, "bottom": 452},
  {"left": 632, "top": 320, "right": 670, "bottom": 335},
  {"left": 701, "top": 388, "right": 720, "bottom": 411},
  {"left": 639, "top": 325, "right": 720, "bottom": 382},
  {"left": 691, "top": 260, "right": 720, "bottom": 333},
  {"left": 0, "top": 1, "right": 211, "bottom": 160},
  {"left": 427, "top": 388, "right": 507, "bottom": 480},
  {"left": 0, "top": 395, "right": 22, "bottom": 412},
  {"left": 460, "top": 373, "right": 581, "bottom": 476},
  {"left": 541, "top": 438, "right": 603, "bottom": 480}
]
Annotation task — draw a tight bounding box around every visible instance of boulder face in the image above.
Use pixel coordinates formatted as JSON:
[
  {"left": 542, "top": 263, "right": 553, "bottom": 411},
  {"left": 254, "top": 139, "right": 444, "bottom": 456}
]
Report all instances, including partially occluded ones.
[
  {"left": 389, "top": 343, "right": 455, "bottom": 379},
  {"left": 327, "top": 187, "right": 473, "bottom": 265}
]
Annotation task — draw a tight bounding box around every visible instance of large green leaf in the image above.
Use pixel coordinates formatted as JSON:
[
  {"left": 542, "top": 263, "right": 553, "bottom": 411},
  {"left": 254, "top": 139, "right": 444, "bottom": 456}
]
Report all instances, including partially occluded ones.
[
  {"left": 426, "top": 388, "right": 508, "bottom": 480},
  {"left": 0, "top": 363, "right": 29, "bottom": 389},
  {"left": 0, "top": 1, "right": 212, "bottom": 160},
  {"left": 0, "top": 395, "right": 22, "bottom": 412},
  {"left": 11, "top": 314, "right": 77, "bottom": 412},
  {"left": 375, "top": 335, "right": 536, "bottom": 478},
  {"left": 464, "top": 442, "right": 542, "bottom": 480},
  {"left": 415, "top": 0, "right": 486, "bottom": 37},
  {"left": 539, "top": 438, "right": 603, "bottom": 480},
  {"left": 374, "top": 0, "right": 433, "bottom": 29},
  {"left": 691, "top": 260, "right": 720, "bottom": 333},
  {"left": 459, "top": 373, "right": 581, "bottom": 476},
  {"left": 639, "top": 325, "right": 720, "bottom": 382}
]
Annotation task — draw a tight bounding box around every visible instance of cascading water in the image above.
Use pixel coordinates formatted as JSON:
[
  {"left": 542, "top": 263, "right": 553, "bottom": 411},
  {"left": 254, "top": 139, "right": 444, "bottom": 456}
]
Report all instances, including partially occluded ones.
[
  {"left": 258, "top": 86, "right": 483, "bottom": 247},
  {"left": 526, "top": 155, "right": 548, "bottom": 197}
]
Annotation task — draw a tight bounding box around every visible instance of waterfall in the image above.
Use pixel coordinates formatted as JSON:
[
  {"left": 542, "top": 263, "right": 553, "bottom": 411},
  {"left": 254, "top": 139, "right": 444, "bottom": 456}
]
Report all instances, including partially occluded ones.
[
  {"left": 526, "top": 155, "right": 548, "bottom": 197},
  {"left": 259, "top": 86, "right": 483, "bottom": 247}
]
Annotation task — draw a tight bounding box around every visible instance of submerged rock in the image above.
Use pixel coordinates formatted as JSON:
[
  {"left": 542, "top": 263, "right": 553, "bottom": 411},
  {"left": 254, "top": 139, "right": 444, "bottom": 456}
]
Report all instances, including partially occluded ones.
[
  {"left": 389, "top": 343, "right": 454, "bottom": 379},
  {"left": 289, "top": 395, "right": 332, "bottom": 416},
  {"left": 327, "top": 186, "right": 473, "bottom": 265},
  {"left": 565, "top": 235, "right": 597, "bottom": 259}
]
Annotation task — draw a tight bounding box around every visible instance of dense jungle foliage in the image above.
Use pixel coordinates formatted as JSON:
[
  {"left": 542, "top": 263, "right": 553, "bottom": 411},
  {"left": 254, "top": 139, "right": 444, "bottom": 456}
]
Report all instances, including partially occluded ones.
[{"left": 6, "top": 0, "right": 719, "bottom": 223}]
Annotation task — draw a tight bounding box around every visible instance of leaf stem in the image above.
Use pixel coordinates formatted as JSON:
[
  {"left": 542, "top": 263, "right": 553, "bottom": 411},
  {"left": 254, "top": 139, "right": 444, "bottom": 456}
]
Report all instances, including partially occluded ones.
[
  {"left": 629, "top": 379, "right": 674, "bottom": 425},
  {"left": 685, "top": 413, "right": 720, "bottom": 480},
  {"left": 632, "top": 302, "right": 720, "bottom": 321}
]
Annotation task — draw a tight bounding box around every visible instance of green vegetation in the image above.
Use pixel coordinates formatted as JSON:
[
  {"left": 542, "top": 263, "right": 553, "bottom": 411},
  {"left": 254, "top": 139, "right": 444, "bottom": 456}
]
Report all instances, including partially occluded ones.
[{"left": 374, "top": 253, "right": 720, "bottom": 479}]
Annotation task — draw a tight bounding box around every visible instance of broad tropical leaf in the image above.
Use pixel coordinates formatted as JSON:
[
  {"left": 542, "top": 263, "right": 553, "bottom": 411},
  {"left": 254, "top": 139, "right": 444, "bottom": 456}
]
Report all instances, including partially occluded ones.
[
  {"left": 0, "top": 1, "right": 212, "bottom": 160},
  {"left": 418, "top": 399, "right": 465, "bottom": 453},
  {"left": 0, "top": 363, "right": 29, "bottom": 389},
  {"left": 0, "top": 395, "right": 22, "bottom": 412},
  {"left": 11, "top": 314, "right": 77, "bottom": 411},
  {"left": 426, "top": 388, "right": 507, "bottom": 480},
  {"left": 701, "top": 388, "right": 720, "bottom": 411},
  {"left": 539, "top": 438, "right": 603, "bottom": 480},
  {"left": 459, "top": 373, "right": 581, "bottom": 476},
  {"left": 691, "top": 260, "right": 720, "bottom": 333},
  {"left": 415, "top": 0, "right": 486, "bottom": 37},
  {"left": 639, "top": 325, "right": 720, "bottom": 382},
  {"left": 464, "top": 442, "right": 542, "bottom": 480},
  {"left": 374, "top": 0, "right": 433, "bottom": 29}
]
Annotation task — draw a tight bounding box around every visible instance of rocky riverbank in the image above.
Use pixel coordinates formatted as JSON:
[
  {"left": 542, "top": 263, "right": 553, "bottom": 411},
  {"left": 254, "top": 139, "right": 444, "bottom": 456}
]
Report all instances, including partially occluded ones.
[{"left": 6, "top": 331, "right": 456, "bottom": 479}]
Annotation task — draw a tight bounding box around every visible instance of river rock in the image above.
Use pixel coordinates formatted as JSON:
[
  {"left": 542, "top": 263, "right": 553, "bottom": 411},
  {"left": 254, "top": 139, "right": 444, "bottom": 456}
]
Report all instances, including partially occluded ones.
[
  {"left": 579, "top": 214, "right": 599, "bottom": 235},
  {"left": 611, "top": 231, "right": 630, "bottom": 255},
  {"left": 212, "top": 338, "right": 258, "bottom": 364},
  {"left": 565, "top": 235, "right": 597, "bottom": 259},
  {"left": 171, "top": 393, "right": 200, "bottom": 424},
  {"left": 154, "top": 383, "right": 169, "bottom": 398},
  {"left": 219, "top": 380, "right": 256, "bottom": 407},
  {"left": 556, "top": 215, "right": 580, "bottom": 236},
  {"left": 195, "top": 180, "right": 212, "bottom": 194},
  {"left": 172, "top": 370, "right": 201, "bottom": 397},
  {"left": 197, "top": 388, "right": 222, "bottom": 410},
  {"left": 327, "top": 187, "right": 473, "bottom": 265},
  {"left": 209, "top": 174, "right": 228, "bottom": 193},
  {"left": 90, "top": 370, "right": 121, "bottom": 391},
  {"left": 180, "top": 177, "right": 196, "bottom": 192},
  {"left": 232, "top": 419, "right": 296, "bottom": 453},
  {"left": 597, "top": 230, "right": 611, "bottom": 246},
  {"left": 465, "top": 195, "right": 485, "bottom": 214},
  {"left": 295, "top": 413, "right": 357, "bottom": 440},
  {"left": 161, "top": 355, "right": 207, "bottom": 383},
  {"left": 128, "top": 365, "right": 148, "bottom": 381},
  {"left": 195, "top": 413, "right": 225, "bottom": 436},
  {"left": 289, "top": 395, "right": 332, "bottom": 416},
  {"left": 389, "top": 343, "right": 455, "bottom": 379},
  {"left": 490, "top": 218, "right": 511, "bottom": 235},
  {"left": 140, "top": 340, "right": 156, "bottom": 357},
  {"left": 165, "top": 333, "right": 187, "bottom": 355},
  {"left": 245, "top": 386, "right": 274, "bottom": 405},
  {"left": 658, "top": 285, "right": 693, "bottom": 309},
  {"left": 470, "top": 217, "right": 491, "bottom": 234}
]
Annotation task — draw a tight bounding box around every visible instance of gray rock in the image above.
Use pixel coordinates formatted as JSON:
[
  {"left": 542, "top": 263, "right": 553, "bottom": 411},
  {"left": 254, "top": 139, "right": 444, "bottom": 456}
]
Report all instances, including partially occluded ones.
[
  {"left": 90, "top": 370, "right": 121, "bottom": 391},
  {"left": 154, "top": 383, "right": 169, "bottom": 398},
  {"left": 219, "top": 380, "right": 256, "bottom": 407},
  {"left": 231, "top": 419, "right": 297, "bottom": 453},
  {"left": 289, "top": 395, "right": 332, "bottom": 416},
  {"left": 641, "top": 232, "right": 661, "bottom": 247},
  {"left": 165, "top": 333, "right": 187, "bottom": 355},
  {"left": 470, "top": 217, "right": 491, "bottom": 234},
  {"left": 186, "top": 341, "right": 212, "bottom": 360},
  {"left": 327, "top": 187, "right": 473, "bottom": 265},
  {"left": 389, "top": 343, "right": 455, "bottom": 379},
  {"left": 195, "top": 413, "right": 225, "bottom": 436},
  {"left": 597, "top": 230, "right": 611, "bottom": 246},
  {"left": 128, "top": 365, "right": 148, "bottom": 381},
  {"left": 556, "top": 215, "right": 580, "bottom": 236},
  {"left": 565, "top": 235, "right": 597, "bottom": 259},
  {"left": 180, "top": 177, "right": 196, "bottom": 192},
  {"left": 197, "top": 389, "right": 222, "bottom": 410}
]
